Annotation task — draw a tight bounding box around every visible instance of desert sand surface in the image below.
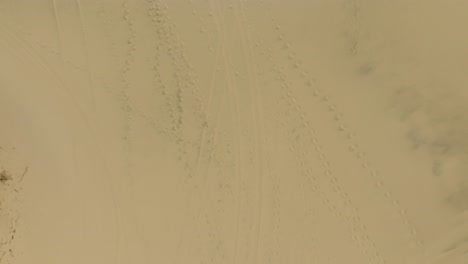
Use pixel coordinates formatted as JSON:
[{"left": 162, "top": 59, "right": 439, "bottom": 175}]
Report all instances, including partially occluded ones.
[{"left": 0, "top": 0, "right": 468, "bottom": 263}]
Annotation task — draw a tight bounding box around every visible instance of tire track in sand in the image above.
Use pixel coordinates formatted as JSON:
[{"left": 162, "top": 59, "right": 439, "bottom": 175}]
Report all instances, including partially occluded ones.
[{"left": 251, "top": 1, "right": 426, "bottom": 255}]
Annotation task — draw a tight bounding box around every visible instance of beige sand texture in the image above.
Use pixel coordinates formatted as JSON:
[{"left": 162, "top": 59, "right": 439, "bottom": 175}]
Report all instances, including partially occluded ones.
[{"left": 1, "top": 0, "right": 468, "bottom": 263}]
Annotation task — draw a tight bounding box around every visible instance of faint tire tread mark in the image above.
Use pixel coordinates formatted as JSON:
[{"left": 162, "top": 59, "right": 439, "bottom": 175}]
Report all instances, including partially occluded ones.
[
  {"left": 93, "top": 2, "right": 142, "bottom": 258},
  {"left": 121, "top": 4, "right": 152, "bottom": 261},
  {"left": 271, "top": 65, "right": 387, "bottom": 264},
  {"left": 0, "top": 23, "right": 51, "bottom": 74},
  {"left": 73, "top": 0, "right": 97, "bottom": 112},
  {"left": 50, "top": 0, "right": 94, "bottom": 126},
  {"left": 197, "top": 41, "right": 223, "bottom": 189},
  {"left": 187, "top": 0, "right": 224, "bottom": 189},
  {"left": 231, "top": 1, "right": 265, "bottom": 263},
  {"left": 144, "top": 1, "right": 228, "bottom": 263},
  {"left": 210, "top": 1, "right": 244, "bottom": 263},
  {"left": 188, "top": 35, "right": 227, "bottom": 264},
  {"left": 0, "top": 17, "right": 66, "bottom": 90},
  {"left": 0, "top": 21, "right": 87, "bottom": 73},
  {"left": 268, "top": 16, "right": 425, "bottom": 251},
  {"left": 50, "top": 0, "right": 65, "bottom": 72},
  {"left": 97, "top": 2, "right": 141, "bottom": 262},
  {"left": 0, "top": 18, "right": 95, "bottom": 140}
]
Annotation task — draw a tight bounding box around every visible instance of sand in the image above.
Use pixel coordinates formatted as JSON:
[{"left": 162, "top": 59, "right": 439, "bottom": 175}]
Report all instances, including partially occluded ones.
[{"left": 0, "top": 0, "right": 468, "bottom": 263}]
